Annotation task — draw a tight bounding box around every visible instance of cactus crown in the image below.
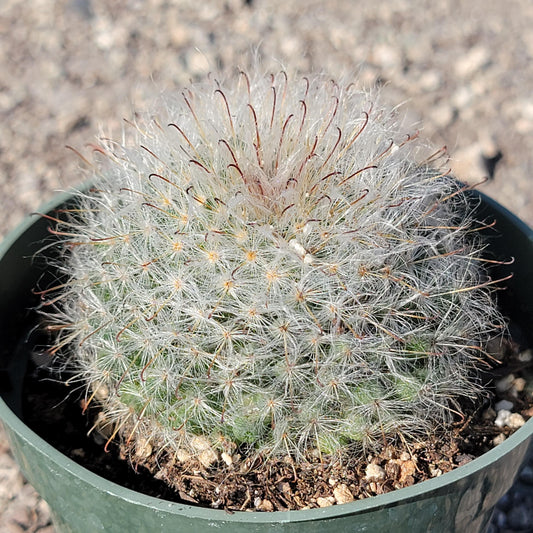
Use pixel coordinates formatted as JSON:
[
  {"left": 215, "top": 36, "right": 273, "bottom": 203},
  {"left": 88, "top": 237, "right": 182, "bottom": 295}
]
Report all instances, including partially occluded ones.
[{"left": 45, "top": 72, "right": 502, "bottom": 464}]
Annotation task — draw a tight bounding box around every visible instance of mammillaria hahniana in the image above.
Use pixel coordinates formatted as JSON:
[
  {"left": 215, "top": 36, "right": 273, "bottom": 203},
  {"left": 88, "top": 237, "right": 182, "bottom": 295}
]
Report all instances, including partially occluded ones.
[{"left": 41, "top": 71, "right": 503, "bottom": 470}]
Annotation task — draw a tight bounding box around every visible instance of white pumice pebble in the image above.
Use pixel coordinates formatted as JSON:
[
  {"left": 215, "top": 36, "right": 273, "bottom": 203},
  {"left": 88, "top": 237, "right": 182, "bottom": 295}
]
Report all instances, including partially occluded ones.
[
  {"left": 518, "top": 350, "right": 532, "bottom": 363},
  {"left": 495, "top": 409, "right": 512, "bottom": 428},
  {"left": 333, "top": 484, "right": 354, "bottom": 504},
  {"left": 507, "top": 413, "right": 526, "bottom": 429},
  {"left": 492, "top": 434, "right": 507, "bottom": 446},
  {"left": 365, "top": 464, "right": 386, "bottom": 481},
  {"left": 512, "top": 378, "right": 526, "bottom": 392},
  {"left": 221, "top": 452, "right": 233, "bottom": 466}
]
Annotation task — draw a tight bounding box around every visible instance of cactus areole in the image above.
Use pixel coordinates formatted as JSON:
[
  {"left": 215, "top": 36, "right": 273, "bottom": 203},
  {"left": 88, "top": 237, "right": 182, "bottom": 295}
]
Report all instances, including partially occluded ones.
[{"left": 39, "top": 72, "right": 507, "bottom": 507}]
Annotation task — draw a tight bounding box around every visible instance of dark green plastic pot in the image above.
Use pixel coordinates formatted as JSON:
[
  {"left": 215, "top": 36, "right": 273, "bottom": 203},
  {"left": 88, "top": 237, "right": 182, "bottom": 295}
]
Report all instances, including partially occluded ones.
[{"left": 1, "top": 189, "right": 532, "bottom": 533}]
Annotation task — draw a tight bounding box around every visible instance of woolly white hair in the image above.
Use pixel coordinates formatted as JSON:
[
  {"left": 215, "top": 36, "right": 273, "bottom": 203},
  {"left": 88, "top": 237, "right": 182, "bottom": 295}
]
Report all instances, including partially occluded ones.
[{"left": 43, "top": 71, "right": 503, "bottom": 462}]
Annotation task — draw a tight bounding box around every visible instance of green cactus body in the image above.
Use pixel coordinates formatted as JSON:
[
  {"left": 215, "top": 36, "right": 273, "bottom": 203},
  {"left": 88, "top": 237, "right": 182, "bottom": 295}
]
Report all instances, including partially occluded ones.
[{"left": 44, "top": 73, "right": 502, "bottom": 464}]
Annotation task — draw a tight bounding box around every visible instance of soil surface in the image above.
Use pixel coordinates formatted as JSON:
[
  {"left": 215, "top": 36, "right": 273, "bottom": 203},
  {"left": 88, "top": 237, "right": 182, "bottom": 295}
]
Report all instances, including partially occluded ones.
[{"left": 1, "top": 0, "right": 533, "bottom": 530}]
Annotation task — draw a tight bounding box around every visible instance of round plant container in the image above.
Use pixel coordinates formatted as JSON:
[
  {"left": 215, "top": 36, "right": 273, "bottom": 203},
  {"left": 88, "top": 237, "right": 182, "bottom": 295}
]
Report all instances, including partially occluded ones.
[{"left": 1, "top": 188, "right": 532, "bottom": 533}]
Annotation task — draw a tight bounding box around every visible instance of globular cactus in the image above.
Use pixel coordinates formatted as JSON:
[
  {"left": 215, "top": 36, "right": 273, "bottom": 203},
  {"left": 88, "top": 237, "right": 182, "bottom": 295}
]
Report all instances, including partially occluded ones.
[{"left": 43, "top": 72, "right": 503, "bottom": 467}]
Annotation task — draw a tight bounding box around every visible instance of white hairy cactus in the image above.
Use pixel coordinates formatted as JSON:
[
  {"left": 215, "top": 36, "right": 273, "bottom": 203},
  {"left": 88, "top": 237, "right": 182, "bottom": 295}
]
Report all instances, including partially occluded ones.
[{"left": 42, "top": 72, "right": 503, "bottom": 463}]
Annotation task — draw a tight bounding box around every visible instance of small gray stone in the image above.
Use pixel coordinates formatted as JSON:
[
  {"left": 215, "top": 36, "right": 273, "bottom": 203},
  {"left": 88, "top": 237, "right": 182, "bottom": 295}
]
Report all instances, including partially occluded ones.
[{"left": 495, "top": 399, "right": 514, "bottom": 412}]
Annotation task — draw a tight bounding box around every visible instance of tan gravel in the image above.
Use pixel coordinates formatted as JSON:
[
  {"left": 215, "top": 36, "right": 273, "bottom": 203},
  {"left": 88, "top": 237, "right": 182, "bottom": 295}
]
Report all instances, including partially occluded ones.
[{"left": 1, "top": 0, "right": 532, "bottom": 530}]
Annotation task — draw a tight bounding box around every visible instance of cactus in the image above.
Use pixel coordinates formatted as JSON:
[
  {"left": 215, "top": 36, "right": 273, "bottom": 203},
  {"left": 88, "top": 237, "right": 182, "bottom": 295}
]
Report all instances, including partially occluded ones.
[{"left": 43, "top": 72, "right": 503, "bottom": 468}]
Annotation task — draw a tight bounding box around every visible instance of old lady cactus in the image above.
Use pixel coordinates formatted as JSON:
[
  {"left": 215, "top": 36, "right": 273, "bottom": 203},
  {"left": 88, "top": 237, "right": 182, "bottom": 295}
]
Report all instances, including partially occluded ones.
[{"left": 42, "top": 72, "right": 504, "bottom": 466}]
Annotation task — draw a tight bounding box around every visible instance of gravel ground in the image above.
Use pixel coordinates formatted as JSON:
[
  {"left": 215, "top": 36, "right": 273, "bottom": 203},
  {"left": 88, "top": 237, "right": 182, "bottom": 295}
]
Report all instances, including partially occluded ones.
[{"left": 0, "top": 0, "right": 532, "bottom": 531}]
